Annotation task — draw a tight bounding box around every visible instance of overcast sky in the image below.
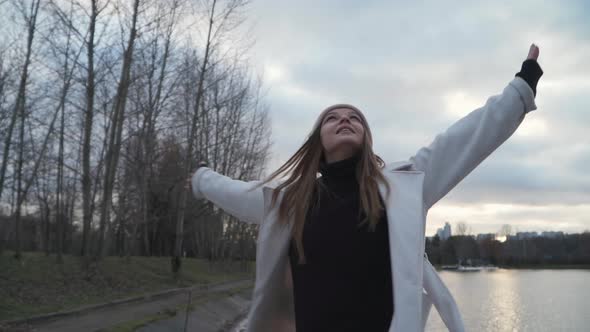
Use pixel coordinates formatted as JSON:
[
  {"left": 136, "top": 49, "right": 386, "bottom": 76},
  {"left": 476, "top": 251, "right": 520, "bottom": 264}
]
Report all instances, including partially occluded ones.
[{"left": 241, "top": 0, "right": 590, "bottom": 236}]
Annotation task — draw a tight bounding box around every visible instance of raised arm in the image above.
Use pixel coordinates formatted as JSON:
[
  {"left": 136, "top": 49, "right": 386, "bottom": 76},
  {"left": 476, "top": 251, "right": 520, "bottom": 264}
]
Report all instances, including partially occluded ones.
[
  {"left": 411, "top": 44, "right": 544, "bottom": 210},
  {"left": 188, "top": 164, "right": 265, "bottom": 224}
]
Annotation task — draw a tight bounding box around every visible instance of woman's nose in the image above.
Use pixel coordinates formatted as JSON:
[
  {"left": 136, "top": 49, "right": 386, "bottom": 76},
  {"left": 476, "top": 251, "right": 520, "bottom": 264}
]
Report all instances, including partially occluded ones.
[{"left": 339, "top": 116, "right": 352, "bottom": 124}]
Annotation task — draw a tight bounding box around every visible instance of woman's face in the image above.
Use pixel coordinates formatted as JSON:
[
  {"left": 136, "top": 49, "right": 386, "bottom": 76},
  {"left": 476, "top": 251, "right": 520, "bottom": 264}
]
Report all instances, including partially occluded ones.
[{"left": 320, "top": 107, "right": 365, "bottom": 163}]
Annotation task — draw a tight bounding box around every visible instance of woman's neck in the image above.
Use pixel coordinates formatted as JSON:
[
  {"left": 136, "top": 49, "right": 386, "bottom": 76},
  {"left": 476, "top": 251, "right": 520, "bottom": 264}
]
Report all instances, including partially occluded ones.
[
  {"left": 323, "top": 148, "right": 361, "bottom": 164},
  {"left": 319, "top": 152, "right": 360, "bottom": 190}
]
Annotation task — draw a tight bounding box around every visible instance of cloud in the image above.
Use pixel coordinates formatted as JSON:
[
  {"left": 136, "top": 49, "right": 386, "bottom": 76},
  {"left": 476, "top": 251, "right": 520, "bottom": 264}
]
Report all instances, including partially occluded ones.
[
  {"left": 427, "top": 202, "right": 590, "bottom": 236},
  {"left": 246, "top": 0, "right": 590, "bottom": 234}
]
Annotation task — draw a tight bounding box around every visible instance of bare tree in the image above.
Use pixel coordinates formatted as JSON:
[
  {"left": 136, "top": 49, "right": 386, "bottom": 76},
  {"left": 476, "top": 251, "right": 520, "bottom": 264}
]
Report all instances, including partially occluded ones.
[
  {"left": 9, "top": 0, "right": 85, "bottom": 260},
  {"left": 455, "top": 221, "right": 469, "bottom": 236},
  {"left": 498, "top": 224, "right": 513, "bottom": 239},
  {"left": 6, "top": 0, "right": 41, "bottom": 260},
  {"left": 125, "top": 0, "right": 183, "bottom": 257},
  {"left": 172, "top": 0, "right": 218, "bottom": 274},
  {"left": 80, "top": 0, "right": 100, "bottom": 257},
  {"left": 0, "top": 0, "right": 41, "bottom": 201},
  {"left": 96, "top": 0, "right": 141, "bottom": 258},
  {"left": 0, "top": 0, "right": 269, "bottom": 265},
  {"left": 50, "top": 0, "right": 81, "bottom": 264},
  {"left": 31, "top": 163, "right": 51, "bottom": 255}
]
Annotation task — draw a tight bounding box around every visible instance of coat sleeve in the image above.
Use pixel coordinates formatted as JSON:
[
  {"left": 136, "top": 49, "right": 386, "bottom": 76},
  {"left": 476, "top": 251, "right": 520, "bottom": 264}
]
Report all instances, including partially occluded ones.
[
  {"left": 410, "top": 77, "right": 537, "bottom": 210},
  {"left": 423, "top": 256, "right": 466, "bottom": 332},
  {"left": 191, "top": 167, "right": 265, "bottom": 224}
]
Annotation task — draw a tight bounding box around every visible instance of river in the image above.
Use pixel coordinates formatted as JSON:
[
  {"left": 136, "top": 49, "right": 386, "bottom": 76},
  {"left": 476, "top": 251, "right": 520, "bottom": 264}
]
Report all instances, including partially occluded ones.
[
  {"left": 233, "top": 269, "right": 590, "bottom": 331},
  {"left": 427, "top": 269, "right": 590, "bottom": 331}
]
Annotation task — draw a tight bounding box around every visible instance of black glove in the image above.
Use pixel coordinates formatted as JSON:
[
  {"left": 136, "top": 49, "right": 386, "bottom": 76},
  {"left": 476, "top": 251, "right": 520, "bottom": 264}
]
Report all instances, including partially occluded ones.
[{"left": 515, "top": 59, "right": 543, "bottom": 97}]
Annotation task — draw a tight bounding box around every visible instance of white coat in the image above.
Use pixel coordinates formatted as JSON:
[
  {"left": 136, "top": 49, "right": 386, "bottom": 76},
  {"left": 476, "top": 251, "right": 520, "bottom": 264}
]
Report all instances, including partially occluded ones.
[{"left": 191, "top": 77, "right": 537, "bottom": 331}]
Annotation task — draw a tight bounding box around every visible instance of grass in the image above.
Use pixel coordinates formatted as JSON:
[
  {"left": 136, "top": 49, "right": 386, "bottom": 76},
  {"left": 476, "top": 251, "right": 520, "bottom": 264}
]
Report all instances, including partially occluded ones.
[
  {"left": 100, "top": 309, "right": 177, "bottom": 332},
  {"left": 0, "top": 251, "right": 254, "bottom": 321}
]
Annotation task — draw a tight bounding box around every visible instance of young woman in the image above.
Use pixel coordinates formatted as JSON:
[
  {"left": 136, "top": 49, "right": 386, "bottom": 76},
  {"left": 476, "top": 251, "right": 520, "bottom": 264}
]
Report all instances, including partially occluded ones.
[{"left": 187, "top": 44, "right": 543, "bottom": 332}]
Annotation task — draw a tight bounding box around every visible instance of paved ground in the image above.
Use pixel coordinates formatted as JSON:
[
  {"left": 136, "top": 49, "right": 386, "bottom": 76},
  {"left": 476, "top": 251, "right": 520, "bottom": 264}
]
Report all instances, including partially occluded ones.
[
  {"left": 138, "top": 289, "right": 251, "bottom": 332},
  {"left": 17, "top": 279, "right": 252, "bottom": 332},
  {"left": 230, "top": 317, "right": 248, "bottom": 332}
]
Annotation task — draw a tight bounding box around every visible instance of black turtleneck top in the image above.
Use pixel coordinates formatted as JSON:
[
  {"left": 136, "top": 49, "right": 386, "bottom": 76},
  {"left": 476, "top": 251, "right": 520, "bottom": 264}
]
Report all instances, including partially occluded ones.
[{"left": 288, "top": 153, "right": 394, "bottom": 332}]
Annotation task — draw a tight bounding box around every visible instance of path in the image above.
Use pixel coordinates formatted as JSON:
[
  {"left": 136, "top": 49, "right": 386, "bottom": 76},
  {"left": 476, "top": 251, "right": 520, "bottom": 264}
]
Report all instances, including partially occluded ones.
[
  {"left": 22, "top": 279, "right": 252, "bottom": 332},
  {"left": 137, "top": 288, "right": 251, "bottom": 332}
]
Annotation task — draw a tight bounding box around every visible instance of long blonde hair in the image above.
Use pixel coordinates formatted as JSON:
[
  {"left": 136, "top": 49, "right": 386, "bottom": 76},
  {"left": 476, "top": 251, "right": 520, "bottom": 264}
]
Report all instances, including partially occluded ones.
[{"left": 252, "top": 104, "right": 391, "bottom": 264}]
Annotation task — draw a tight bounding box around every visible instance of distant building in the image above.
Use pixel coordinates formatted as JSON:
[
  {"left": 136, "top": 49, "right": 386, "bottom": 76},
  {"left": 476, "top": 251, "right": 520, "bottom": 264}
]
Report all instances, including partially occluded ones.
[
  {"left": 444, "top": 222, "right": 451, "bottom": 239},
  {"left": 476, "top": 233, "right": 496, "bottom": 241},
  {"left": 541, "top": 231, "right": 564, "bottom": 239},
  {"left": 516, "top": 232, "right": 538, "bottom": 240},
  {"left": 436, "top": 222, "right": 452, "bottom": 240}
]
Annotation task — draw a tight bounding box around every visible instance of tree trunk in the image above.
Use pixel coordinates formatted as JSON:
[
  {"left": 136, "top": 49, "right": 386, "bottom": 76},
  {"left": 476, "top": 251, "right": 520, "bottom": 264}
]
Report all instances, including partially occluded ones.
[
  {"left": 0, "top": 0, "right": 41, "bottom": 203},
  {"left": 97, "top": 0, "right": 140, "bottom": 258},
  {"left": 55, "top": 76, "right": 66, "bottom": 264},
  {"left": 172, "top": 0, "right": 217, "bottom": 275},
  {"left": 5, "top": 1, "right": 41, "bottom": 260},
  {"left": 81, "top": 0, "right": 98, "bottom": 258}
]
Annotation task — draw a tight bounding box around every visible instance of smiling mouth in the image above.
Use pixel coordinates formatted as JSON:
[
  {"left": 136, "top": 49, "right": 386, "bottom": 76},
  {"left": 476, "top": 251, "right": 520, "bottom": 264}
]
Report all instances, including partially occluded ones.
[{"left": 337, "top": 128, "right": 354, "bottom": 134}]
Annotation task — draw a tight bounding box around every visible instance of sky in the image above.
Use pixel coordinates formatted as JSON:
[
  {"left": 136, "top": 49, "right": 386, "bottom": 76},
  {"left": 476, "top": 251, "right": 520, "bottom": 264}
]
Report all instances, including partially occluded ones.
[{"left": 239, "top": 0, "right": 590, "bottom": 236}]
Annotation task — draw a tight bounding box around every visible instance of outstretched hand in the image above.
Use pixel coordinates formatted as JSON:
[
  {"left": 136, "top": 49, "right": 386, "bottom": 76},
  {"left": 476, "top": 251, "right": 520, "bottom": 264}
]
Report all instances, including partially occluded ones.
[
  {"left": 527, "top": 43, "right": 539, "bottom": 61},
  {"left": 184, "top": 161, "right": 208, "bottom": 192},
  {"left": 517, "top": 43, "right": 543, "bottom": 97}
]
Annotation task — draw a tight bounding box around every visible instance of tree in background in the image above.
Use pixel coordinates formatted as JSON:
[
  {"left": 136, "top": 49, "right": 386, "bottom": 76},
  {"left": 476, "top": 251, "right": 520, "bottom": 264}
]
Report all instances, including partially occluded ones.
[
  {"left": 498, "top": 224, "right": 512, "bottom": 240},
  {"left": 0, "top": 0, "right": 270, "bottom": 269},
  {"left": 455, "top": 221, "right": 468, "bottom": 236}
]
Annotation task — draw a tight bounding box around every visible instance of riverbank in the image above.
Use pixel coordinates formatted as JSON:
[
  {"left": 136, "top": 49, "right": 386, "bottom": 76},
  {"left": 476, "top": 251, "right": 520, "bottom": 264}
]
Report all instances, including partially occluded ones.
[
  {"left": 500, "top": 264, "right": 590, "bottom": 269},
  {"left": 433, "top": 264, "right": 590, "bottom": 270},
  {"left": 0, "top": 251, "right": 253, "bottom": 321}
]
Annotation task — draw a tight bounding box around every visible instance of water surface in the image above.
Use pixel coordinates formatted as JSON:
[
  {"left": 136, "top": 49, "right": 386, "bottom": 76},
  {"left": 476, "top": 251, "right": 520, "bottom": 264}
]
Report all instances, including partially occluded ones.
[{"left": 426, "top": 269, "right": 590, "bottom": 331}]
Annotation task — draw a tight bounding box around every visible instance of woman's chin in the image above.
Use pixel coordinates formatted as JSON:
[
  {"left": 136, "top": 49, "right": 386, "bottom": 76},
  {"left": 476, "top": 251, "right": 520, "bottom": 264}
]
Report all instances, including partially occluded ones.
[
  {"left": 329, "top": 141, "right": 362, "bottom": 154},
  {"left": 335, "top": 137, "right": 361, "bottom": 146}
]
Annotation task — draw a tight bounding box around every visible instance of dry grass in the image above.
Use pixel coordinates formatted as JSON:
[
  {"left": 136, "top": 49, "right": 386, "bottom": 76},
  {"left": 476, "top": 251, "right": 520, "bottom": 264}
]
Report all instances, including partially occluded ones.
[{"left": 0, "top": 252, "right": 253, "bottom": 321}]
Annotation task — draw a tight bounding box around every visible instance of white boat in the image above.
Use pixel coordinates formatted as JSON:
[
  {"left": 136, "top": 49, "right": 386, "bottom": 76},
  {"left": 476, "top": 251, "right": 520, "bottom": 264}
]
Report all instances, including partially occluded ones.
[
  {"left": 457, "top": 265, "right": 482, "bottom": 272},
  {"left": 442, "top": 264, "right": 499, "bottom": 272},
  {"left": 441, "top": 264, "right": 459, "bottom": 270}
]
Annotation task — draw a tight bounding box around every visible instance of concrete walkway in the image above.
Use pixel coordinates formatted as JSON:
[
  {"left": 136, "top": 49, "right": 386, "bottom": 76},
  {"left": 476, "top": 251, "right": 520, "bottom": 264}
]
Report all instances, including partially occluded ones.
[
  {"left": 18, "top": 279, "right": 252, "bottom": 332},
  {"left": 229, "top": 317, "right": 248, "bottom": 332},
  {"left": 138, "top": 288, "right": 251, "bottom": 332}
]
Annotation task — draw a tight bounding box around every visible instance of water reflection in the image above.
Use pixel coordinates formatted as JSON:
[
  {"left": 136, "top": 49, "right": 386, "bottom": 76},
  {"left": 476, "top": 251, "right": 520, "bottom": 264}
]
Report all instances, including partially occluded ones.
[
  {"left": 482, "top": 270, "right": 521, "bottom": 331},
  {"left": 426, "top": 269, "right": 590, "bottom": 331}
]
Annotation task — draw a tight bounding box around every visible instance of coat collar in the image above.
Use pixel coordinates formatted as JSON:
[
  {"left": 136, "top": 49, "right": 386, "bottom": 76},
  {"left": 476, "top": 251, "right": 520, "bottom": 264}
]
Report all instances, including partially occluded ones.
[
  {"left": 261, "top": 160, "right": 416, "bottom": 192},
  {"left": 387, "top": 160, "right": 414, "bottom": 171}
]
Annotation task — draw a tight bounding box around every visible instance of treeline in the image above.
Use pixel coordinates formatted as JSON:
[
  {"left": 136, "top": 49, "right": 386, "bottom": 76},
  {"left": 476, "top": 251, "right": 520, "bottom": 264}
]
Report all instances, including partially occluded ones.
[
  {"left": 426, "top": 233, "right": 590, "bottom": 267},
  {"left": 0, "top": 0, "right": 269, "bottom": 272}
]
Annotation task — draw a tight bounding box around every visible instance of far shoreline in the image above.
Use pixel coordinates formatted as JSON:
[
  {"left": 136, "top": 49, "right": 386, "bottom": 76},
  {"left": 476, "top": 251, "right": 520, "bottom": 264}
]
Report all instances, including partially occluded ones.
[
  {"left": 434, "top": 264, "right": 590, "bottom": 270},
  {"left": 499, "top": 264, "right": 590, "bottom": 270}
]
